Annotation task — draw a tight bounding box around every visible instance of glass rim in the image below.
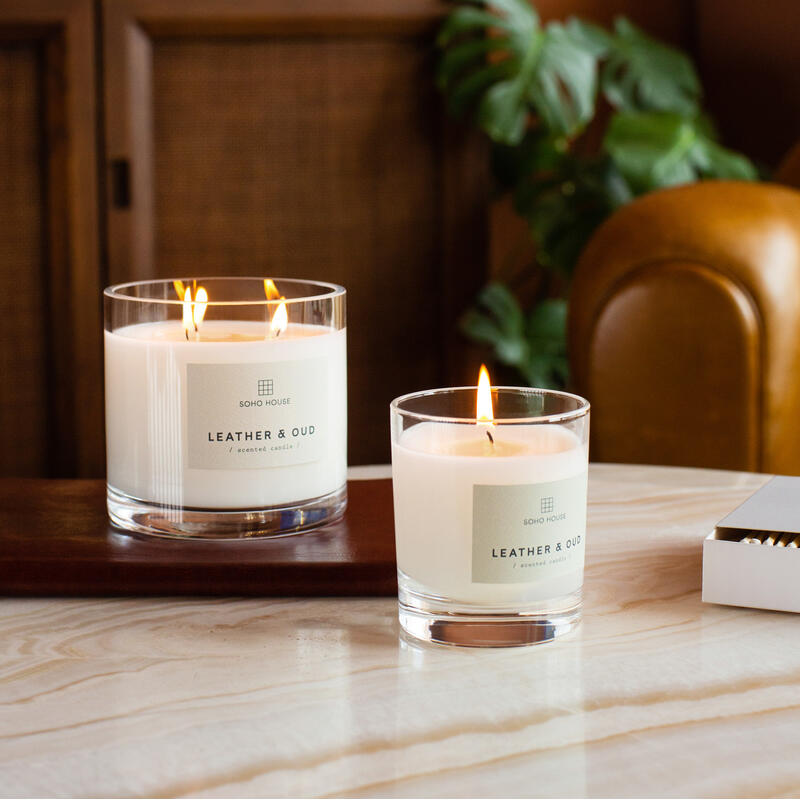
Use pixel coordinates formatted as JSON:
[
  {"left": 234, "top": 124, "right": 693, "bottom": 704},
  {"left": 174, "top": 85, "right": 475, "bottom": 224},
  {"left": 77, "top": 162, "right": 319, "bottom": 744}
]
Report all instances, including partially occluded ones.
[
  {"left": 103, "top": 277, "right": 346, "bottom": 307},
  {"left": 391, "top": 386, "right": 590, "bottom": 425}
]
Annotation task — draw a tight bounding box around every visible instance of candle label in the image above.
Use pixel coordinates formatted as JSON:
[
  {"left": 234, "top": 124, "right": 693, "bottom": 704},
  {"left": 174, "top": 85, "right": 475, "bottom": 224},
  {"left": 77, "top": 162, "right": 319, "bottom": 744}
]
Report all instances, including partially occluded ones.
[
  {"left": 472, "top": 473, "right": 588, "bottom": 583},
  {"left": 186, "top": 359, "right": 327, "bottom": 469}
]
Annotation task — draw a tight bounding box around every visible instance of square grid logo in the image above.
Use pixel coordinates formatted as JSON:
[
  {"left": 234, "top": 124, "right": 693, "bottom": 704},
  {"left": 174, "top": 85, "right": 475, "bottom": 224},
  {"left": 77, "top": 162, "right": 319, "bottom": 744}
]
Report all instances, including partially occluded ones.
[
  {"left": 258, "top": 379, "right": 274, "bottom": 397},
  {"left": 540, "top": 496, "right": 554, "bottom": 514}
]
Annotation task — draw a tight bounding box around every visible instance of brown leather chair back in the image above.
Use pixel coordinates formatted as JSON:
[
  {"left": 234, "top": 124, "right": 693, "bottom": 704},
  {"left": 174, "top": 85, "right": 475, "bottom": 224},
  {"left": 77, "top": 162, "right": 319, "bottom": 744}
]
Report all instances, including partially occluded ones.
[{"left": 569, "top": 181, "right": 800, "bottom": 473}]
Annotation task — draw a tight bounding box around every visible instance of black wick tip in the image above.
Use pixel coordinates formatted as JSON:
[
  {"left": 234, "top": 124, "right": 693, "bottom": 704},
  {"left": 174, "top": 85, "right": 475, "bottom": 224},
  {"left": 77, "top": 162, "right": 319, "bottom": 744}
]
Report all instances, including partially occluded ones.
[{"left": 486, "top": 430, "right": 494, "bottom": 444}]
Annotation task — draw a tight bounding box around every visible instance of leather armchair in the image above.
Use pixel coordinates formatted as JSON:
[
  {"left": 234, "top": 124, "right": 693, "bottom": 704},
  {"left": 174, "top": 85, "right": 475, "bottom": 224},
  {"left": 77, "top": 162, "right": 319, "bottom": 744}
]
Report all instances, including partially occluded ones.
[{"left": 569, "top": 180, "right": 800, "bottom": 473}]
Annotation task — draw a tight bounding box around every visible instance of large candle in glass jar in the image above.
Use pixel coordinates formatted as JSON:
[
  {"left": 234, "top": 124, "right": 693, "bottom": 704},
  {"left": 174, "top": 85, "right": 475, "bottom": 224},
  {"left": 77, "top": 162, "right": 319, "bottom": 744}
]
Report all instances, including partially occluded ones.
[
  {"left": 104, "top": 277, "right": 346, "bottom": 539},
  {"left": 390, "top": 368, "right": 589, "bottom": 647}
]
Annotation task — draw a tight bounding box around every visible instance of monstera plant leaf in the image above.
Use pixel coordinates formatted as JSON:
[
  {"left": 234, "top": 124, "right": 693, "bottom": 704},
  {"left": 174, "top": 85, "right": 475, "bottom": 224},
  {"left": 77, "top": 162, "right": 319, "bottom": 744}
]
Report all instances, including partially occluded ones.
[
  {"left": 461, "top": 282, "right": 528, "bottom": 366},
  {"left": 460, "top": 284, "right": 568, "bottom": 389},
  {"left": 604, "top": 111, "right": 758, "bottom": 192},
  {"left": 601, "top": 18, "right": 701, "bottom": 115},
  {"left": 438, "top": 0, "right": 599, "bottom": 143}
]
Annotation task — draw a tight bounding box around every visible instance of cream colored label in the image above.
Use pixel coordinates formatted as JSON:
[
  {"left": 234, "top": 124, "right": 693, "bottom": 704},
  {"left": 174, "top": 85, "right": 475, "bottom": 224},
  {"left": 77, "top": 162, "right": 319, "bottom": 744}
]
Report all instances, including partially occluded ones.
[
  {"left": 472, "top": 473, "right": 588, "bottom": 583},
  {"left": 187, "top": 360, "right": 327, "bottom": 469}
]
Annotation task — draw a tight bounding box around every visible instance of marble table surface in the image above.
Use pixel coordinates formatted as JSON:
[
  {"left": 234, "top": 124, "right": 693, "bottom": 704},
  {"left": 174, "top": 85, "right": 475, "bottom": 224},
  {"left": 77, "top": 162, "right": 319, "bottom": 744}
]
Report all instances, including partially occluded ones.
[{"left": 3, "top": 463, "right": 799, "bottom": 798}]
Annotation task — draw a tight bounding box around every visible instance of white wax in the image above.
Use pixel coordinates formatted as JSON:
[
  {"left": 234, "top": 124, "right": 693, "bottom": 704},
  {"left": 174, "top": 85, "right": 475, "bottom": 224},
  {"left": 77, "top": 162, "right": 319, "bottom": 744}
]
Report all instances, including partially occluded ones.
[
  {"left": 392, "top": 422, "right": 588, "bottom": 605},
  {"left": 105, "top": 320, "right": 347, "bottom": 508}
]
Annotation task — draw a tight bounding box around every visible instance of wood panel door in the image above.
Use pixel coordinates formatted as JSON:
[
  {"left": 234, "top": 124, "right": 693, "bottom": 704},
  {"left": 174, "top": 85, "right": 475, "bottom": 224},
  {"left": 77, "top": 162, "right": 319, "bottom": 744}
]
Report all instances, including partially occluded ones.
[
  {"left": 102, "top": 0, "right": 489, "bottom": 465},
  {"left": 0, "top": 0, "right": 102, "bottom": 478}
]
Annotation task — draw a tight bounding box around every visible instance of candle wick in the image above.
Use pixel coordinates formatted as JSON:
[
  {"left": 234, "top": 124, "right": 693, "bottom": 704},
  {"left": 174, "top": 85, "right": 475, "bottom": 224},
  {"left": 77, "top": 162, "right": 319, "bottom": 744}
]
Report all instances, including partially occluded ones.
[
  {"left": 184, "top": 328, "right": 189, "bottom": 341},
  {"left": 486, "top": 430, "right": 494, "bottom": 445}
]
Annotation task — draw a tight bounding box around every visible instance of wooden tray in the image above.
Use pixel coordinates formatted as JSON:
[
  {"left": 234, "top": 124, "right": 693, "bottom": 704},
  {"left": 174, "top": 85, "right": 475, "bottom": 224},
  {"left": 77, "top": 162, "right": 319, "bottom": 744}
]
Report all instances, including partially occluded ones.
[{"left": 0, "top": 479, "right": 396, "bottom": 596}]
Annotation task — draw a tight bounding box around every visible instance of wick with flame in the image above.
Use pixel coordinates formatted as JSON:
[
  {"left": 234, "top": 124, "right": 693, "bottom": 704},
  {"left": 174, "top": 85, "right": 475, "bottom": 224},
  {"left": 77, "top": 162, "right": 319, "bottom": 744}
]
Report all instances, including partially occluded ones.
[
  {"left": 172, "top": 279, "right": 288, "bottom": 339},
  {"left": 174, "top": 280, "right": 207, "bottom": 341},
  {"left": 264, "top": 279, "right": 288, "bottom": 338},
  {"left": 477, "top": 364, "right": 495, "bottom": 446}
]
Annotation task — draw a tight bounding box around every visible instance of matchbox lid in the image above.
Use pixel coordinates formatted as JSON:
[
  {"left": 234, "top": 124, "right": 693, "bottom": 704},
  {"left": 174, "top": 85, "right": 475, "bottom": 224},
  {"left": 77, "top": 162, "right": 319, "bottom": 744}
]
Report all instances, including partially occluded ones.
[{"left": 716, "top": 476, "right": 800, "bottom": 536}]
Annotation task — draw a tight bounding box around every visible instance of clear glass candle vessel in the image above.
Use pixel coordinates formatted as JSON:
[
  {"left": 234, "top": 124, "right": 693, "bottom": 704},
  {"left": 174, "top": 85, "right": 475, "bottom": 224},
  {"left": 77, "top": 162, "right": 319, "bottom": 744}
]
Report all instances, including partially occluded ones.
[
  {"left": 104, "top": 277, "right": 347, "bottom": 539},
  {"left": 390, "top": 383, "right": 590, "bottom": 647}
]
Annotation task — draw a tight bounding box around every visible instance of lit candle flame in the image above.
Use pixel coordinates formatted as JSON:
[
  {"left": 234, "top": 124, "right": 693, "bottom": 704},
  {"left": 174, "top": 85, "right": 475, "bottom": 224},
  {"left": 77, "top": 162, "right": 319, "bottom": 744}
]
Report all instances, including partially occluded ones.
[
  {"left": 181, "top": 284, "right": 208, "bottom": 339},
  {"left": 194, "top": 286, "right": 208, "bottom": 330},
  {"left": 270, "top": 300, "right": 288, "bottom": 338},
  {"left": 174, "top": 280, "right": 186, "bottom": 300},
  {"left": 265, "top": 279, "right": 287, "bottom": 337},
  {"left": 477, "top": 364, "right": 494, "bottom": 423},
  {"left": 264, "top": 279, "right": 281, "bottom": 300}
]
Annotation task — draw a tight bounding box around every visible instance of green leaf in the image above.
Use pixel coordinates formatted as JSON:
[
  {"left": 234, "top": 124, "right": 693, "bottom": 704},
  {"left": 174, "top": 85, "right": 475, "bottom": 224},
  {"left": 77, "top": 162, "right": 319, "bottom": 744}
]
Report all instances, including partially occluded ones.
[
  {"left": 479, "top": 79, "right": 530, "bottom": 144},
  {"left": 601, "top": 17, "right": 700, "bottom": 115},
  {"left": 604, "top": 110, "right": 759, "bottom": 192},
  {"left": 448, "top": 61, "right": 515, "bottom": 116},
  {"left": 437, "top": 38, "right": 507, "bottom": 90},
  {"left": 565, "top": 17, "right": 613, "bottom": 57},
  {"left": 437, "top": 0, "right": 600, "bottom": 143},
  {"left": 522, "top": 298, "right": 569, "bottom": 388},
  {"left": 526, "top": 23, "right": 597, "bottom": 136},
  {"left": 437, "top": 6, "right": 511, "bottom": 47},
  {"left": 460, "top": 287, "right": 569, "bottom": 390},
  {"left": 460, "top": 283, "right": 529, "bottom": 370},
  {"left": 477, "top": 282, "right": 526, "bottom": 337},
  {"left": 691, "top": 139, "right": 759, "bottom": 180},
  {"left": 524, "top": 298, "right": 569, "bottom": 389},
  {"left": 487, "top": 0, "right": 539, "bottom": 48},
  {"left": 496, "top": 337, "right": 529, "bottom": 365},
  {"left": 527, "top": 298, "right": 566, "bottom": 342},
  {"left": 602, "top": 160, "right": 635, "bottom": 208},
  {"left": 460, "top": 309, "right": 505, "bottom": 347},
  {"left": 604, "top": 111, "right": 696, "bottom": 191}
]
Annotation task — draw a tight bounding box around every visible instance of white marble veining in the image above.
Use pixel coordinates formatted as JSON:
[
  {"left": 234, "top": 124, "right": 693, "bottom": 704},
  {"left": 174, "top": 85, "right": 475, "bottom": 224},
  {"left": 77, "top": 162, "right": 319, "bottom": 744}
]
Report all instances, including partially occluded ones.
[{"left": 3, "top": 464, "right": 799, "bottom": 797}]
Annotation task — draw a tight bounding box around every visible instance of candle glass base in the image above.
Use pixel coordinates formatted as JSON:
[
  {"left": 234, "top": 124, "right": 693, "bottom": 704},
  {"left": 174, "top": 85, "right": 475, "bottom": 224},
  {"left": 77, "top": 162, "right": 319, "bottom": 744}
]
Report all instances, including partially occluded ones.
[
  {"left": 398, "top": 577, "right": 582, "bottom": 647},
  {"left": 107, "top": 484, "right": 347, "bottom": 539}
]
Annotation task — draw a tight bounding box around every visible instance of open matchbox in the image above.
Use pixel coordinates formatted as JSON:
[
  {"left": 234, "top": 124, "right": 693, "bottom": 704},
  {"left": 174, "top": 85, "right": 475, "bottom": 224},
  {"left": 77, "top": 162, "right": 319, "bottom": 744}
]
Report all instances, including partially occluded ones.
[{"left": 703, "top": 476, "right": 800, "bottom": 613}]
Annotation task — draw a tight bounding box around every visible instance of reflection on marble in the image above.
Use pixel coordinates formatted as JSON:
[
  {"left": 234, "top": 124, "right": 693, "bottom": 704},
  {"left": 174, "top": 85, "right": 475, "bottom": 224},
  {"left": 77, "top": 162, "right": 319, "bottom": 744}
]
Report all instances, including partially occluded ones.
[{"left": 3, "top": 464, "right": 800, "bottom": 797}]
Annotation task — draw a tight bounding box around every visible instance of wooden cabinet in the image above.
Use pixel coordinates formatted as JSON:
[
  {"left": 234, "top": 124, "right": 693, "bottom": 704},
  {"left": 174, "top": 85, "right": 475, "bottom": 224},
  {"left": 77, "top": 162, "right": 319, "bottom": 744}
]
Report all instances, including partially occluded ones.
[
  {"left": 0, "top": 0, "right": 489, "bottom": 475},
  {"left": 0, "top": 0, "right": 102, "bottom": 477},
  {"left": 101, "top": 0, "right": 489, "bottom": 466}
]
